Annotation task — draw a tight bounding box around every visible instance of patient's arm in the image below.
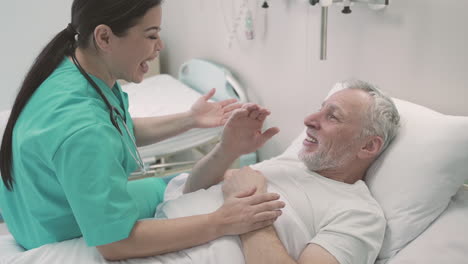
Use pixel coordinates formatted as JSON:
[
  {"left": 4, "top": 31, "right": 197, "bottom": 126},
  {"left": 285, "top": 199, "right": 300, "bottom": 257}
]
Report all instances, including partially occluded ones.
[
  {"left": 183, "top": 104, "right": 279, "bottom": 193},
  {"left": 221, "top": 167, "right": 268, "bottom": 197},
  {"left": 241, "top": 226, "right": 339, "bottom": 264},
  {"left": 133, "top": 88, "right": 241, "bottom": 146},
  {"left": 226, "top": 169, "right": 337, "bottom": 264}
]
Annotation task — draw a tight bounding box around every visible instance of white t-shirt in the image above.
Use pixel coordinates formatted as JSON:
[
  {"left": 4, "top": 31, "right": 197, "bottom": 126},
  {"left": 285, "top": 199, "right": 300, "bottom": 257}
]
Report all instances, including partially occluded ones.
[
  {"left": 251, "top": 158, "right": 386, "bottom": 264},
  {"left": 159, "top": 158, "right": 385, "bottom": 264}
]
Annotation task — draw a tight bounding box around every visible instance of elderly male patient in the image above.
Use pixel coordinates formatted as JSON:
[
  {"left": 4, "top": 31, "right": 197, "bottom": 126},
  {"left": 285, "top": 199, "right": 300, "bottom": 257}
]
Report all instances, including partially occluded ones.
[{"left": 158, "top": 80, "right": 400, "bottom": 264}]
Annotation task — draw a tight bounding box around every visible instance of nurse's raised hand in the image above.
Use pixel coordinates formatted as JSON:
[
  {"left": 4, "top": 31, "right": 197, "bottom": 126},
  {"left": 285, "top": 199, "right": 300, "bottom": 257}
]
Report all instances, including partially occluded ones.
[{"left": 189, "top": 88, "right": 243, "bottom": 128}]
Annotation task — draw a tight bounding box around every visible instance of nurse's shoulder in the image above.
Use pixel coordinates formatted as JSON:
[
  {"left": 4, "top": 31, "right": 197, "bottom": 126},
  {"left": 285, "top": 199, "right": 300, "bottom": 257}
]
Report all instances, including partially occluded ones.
[
  {"left": 34, "top": 58, "right": 110, "bottom": 127},
  {"left": 15, "top": 58, "right": 114, "bottom": 157}
]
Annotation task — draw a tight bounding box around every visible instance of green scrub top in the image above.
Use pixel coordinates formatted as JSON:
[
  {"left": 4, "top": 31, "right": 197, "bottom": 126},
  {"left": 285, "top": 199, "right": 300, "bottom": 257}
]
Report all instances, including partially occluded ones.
[{"left": 0, "top": 58, "right": 166, "bottom": 250}]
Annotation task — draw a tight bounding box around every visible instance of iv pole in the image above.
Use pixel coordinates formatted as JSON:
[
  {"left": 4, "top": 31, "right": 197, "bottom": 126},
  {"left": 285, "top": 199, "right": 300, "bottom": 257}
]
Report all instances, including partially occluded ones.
[{"left": 309, "top": 0, "right": 390, "bottom": 60}]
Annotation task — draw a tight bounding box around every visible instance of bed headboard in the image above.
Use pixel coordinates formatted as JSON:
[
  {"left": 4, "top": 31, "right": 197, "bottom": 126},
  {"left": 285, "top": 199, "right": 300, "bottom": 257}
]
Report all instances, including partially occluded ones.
[{"left": 178, "top": 59, "right": 247, "bottom": 103}]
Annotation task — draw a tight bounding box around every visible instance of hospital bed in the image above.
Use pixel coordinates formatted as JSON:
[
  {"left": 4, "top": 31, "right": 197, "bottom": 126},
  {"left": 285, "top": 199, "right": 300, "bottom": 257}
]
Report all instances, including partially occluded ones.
[
  {"left": 121, "top": 59, "right": 254, "bottom": 180},
  {"left": 1, "top": 82, "right": 468, "bottom": 263}
]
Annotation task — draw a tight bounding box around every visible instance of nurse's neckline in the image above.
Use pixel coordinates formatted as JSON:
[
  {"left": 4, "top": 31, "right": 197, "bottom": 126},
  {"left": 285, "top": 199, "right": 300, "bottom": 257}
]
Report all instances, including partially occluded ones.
[
  {"left": 68, "top": 48, "right": 118, "bottom": 89},
  {"left": 66, "top": 56, "right": 119, "bottom": 90}
]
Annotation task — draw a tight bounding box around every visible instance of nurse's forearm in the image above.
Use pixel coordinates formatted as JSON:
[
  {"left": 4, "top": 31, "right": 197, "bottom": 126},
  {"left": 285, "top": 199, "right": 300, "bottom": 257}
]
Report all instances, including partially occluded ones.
[
  {"left": 97, "top": 213, "right": 223, "bottom": 261},
  {"left": 132, "top": 113, "right": 195, "bottom": 147},
  {"left": 183, "top": 143, "right": 238, "bottom": 193}
]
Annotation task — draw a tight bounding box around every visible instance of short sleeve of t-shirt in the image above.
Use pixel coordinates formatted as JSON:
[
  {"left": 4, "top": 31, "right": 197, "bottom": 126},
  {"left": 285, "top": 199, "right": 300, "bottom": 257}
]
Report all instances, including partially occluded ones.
[
  {"left": 309, "top": 204, "right": 386, "bottom": 264},
  {"left": 52, "top": 123, "right": 139, "bottom": 247}
]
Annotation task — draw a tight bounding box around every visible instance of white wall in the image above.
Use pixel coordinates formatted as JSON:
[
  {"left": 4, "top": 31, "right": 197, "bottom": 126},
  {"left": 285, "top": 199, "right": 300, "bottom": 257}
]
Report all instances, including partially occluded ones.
[
  {"left": 159, "top": 0, "right": 468, "bottom": 160},
  {"left": 0, "top": 0, "right": 74, "bottom": 111}
]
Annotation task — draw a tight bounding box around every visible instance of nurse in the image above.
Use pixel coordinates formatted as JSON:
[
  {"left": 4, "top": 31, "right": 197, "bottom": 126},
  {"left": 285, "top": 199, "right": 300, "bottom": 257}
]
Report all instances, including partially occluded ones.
[{"left": 0, "top": 0, "right": 283, "bottom": 260}]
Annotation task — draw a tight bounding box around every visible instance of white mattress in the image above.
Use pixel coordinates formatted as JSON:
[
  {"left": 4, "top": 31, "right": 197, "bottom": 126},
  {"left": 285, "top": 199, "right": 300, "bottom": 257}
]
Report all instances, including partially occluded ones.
[
  {"left": 1, "top": 187, "right": 467, "bottom": 263},
  {"left": 122, "top": 74, "right": 222, "bottom": 159}
]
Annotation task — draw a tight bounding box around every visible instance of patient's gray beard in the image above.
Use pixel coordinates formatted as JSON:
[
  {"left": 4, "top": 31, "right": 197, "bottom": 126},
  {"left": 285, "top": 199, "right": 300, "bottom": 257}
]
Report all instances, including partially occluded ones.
[{"left": 298, "top": 144, "right": 354, "bottom": 172}]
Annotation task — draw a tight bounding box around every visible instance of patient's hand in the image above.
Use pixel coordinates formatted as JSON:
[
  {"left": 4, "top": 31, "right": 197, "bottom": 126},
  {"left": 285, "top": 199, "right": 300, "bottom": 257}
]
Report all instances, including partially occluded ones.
[
  {"left": 220, "top": 103, "right": 279, "bottom": 156},
  {"left": 222, "top": 167, "right": 268, "bottom": 198}
]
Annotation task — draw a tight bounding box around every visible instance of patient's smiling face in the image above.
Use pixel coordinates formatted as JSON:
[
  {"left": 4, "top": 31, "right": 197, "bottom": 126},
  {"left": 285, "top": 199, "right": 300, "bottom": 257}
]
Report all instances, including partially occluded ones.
[{"left": 299, "top": 88, "right": 372, "bottom": 173}]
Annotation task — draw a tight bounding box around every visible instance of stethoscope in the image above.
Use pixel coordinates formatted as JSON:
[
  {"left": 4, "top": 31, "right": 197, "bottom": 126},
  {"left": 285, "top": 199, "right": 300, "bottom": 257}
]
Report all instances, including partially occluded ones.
[{"left": 70, "top": 52, "right": 147, "bottom": 176}]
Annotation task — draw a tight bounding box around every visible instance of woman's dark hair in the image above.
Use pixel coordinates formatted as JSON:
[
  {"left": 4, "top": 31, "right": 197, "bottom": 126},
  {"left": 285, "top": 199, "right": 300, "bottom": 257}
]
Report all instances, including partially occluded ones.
[{"left": 0, "top": 0, "right": 162, "bottom": 191}]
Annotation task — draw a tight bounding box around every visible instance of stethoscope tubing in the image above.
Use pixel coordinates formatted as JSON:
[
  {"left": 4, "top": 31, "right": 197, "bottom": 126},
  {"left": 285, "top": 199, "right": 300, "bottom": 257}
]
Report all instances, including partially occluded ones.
[{"left": 70, "top": 52, "right": 147, "bottom": 175}]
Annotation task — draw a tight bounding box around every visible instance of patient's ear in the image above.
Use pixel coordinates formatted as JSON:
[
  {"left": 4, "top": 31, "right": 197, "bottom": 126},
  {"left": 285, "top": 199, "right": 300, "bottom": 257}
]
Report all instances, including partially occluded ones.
[{"left": 358, "top": 136, "right": 384, "bottom": 160}]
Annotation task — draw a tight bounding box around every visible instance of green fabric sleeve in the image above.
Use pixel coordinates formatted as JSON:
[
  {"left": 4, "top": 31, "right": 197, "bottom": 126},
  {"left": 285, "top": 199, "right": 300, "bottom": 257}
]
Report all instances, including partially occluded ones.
[{"left": 127, "top": 177, "right": 167, "bottom": 219}]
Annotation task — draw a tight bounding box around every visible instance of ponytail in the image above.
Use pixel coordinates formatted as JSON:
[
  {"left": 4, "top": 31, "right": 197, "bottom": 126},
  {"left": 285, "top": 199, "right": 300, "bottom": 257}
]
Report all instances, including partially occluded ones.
[{"left": 0, "top": 26, "right": 77, "bottom": 191}]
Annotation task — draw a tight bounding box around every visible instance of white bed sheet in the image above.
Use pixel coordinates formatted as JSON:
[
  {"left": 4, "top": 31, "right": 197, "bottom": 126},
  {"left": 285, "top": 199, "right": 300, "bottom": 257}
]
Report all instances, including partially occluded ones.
[
  {"left": 0, "top": 235, "right": 193, "bottom": 264},
  {"left": 1, "top": 177, "right": 467, "bottom": 264},
  {"left": 122, "top": 74, "right": 222, "bottom": 159}
]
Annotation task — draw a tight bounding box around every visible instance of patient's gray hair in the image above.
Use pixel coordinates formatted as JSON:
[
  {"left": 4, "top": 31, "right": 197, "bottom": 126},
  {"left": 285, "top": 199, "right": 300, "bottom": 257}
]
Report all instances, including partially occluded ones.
[{"left": 342, "top": 80, "right": 400, "bottom": 154}]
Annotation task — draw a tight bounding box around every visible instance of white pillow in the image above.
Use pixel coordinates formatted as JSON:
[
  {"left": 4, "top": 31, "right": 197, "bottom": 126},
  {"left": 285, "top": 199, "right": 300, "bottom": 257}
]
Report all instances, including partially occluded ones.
[
  {"left": 367, "top": 98, "right": 468, "bottom": 261},
  {"left": 277, "top": 92, "right": 468, "bottom": 262}
]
